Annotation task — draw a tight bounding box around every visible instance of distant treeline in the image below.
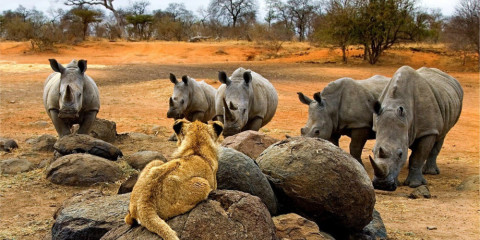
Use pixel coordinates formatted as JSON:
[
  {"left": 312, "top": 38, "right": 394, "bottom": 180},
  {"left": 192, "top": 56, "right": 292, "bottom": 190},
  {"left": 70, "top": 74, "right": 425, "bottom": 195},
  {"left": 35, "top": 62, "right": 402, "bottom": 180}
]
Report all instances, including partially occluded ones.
[{"left": 0, "top": 0, "right": 478, "bottom": 64}]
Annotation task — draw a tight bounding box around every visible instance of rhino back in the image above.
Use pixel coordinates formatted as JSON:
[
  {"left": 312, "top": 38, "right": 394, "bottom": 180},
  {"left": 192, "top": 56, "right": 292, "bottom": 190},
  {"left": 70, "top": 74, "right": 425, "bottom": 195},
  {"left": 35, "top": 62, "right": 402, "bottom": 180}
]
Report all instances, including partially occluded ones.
[
  {"left": 417, "top": 67, "right": 463, "bottom": 138},
  {"left": 249, "top": 71, "right": 278, "bottom": 126}
]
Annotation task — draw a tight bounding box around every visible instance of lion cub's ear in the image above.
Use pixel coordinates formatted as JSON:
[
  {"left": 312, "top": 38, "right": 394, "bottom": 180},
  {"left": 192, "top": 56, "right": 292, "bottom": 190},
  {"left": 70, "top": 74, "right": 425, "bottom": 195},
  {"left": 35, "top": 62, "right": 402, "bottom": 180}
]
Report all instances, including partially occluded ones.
[
  {"left": 173, "top": 119, "right": 189, "bottom": 135},
  {"left": 211, "top": 121, "right": 224, "bottom": 138}
]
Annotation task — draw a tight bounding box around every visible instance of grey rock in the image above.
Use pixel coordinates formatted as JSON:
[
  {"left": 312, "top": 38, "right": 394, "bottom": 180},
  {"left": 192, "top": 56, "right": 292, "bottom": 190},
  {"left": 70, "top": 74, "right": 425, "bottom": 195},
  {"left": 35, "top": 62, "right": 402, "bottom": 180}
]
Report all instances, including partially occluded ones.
[
  {"left": 101, "top": 190, "right": 277, "bottom": 240},
  {"left": 30, "top": 120, "right": 49, "bottom": 128},
  {"left": 46, "top": 153, "right": 123, "bottom": 186},
  {"left": 27, "top": 134, "right": 57, "bottom": 152},
  {"left": 257, "top": 137, "right": 375, "bottom": 234},
  {"left": 124, "top": 151, "right": 166, "bottom": 170},
  {"left": 54, "top": 134, "right": 122, "bottom": 161},
  {"left": 0, "top": 137, "right": 19, "bottom": 152},
  {"left": 456, "top": 175, "right": 479, "bottom": 191},
  {"left": 0, "top": 158, "right": 35, "bottom": 174},
  {"left": 409, "top": 185, "right": 431, "bottom": 199},
  {"left": 90, "top": 118, "right": 118, "bottom": 143},
  {"left": 218, "top": 147, "right": 277, "bottom": 215},
  {"left": 221, "top": 130, "right": 279, "bottom": 159},
  {"left": 52, "top": 191, "right": 129, "bottom": 240},
  {"left": 349, "top": 209, "right": 387, "bottom": 240}
]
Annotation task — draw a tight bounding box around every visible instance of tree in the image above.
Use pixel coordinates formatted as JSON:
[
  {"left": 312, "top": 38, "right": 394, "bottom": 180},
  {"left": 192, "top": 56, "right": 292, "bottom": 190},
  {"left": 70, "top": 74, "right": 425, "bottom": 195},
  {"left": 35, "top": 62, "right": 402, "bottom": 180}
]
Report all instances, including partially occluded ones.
[
  {"left": 71, "top": 7, "right": 103, "bottom": 40},
  {"left": 125, "top": 0, "right": 153, "bottom": 40},
  {"left": 65, "top": 0, "right": 126, "bottom": 39},
  {"left": 285, "top": 0, "right": 320, "bottom": 42},
  {"left": 444, "top": 0, "right": 479, "bottom": 57},
  {"left": 356, "top": 0, "right": 419, "bottom": 64},
  {"left": 208, "top": 0, "right": 256, "bottom": 28}
]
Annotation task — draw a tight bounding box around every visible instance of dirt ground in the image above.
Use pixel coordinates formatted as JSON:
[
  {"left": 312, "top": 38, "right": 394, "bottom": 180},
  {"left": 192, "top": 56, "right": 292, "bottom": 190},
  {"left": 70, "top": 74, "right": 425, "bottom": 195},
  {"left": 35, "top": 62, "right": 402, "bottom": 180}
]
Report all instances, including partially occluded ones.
[{"left": 0, "top": 40, "right": 478, "bottom": 240}]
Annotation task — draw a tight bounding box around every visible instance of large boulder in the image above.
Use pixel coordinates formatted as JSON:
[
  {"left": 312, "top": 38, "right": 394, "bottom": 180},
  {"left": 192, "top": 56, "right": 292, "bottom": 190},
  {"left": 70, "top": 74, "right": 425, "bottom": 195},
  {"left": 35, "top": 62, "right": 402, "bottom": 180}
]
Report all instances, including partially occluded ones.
[
  {"left": 117, "top": 173, "right": 139, "bottom": 194},
  {"left": 221, "top": 130, "right": 279, "bottom": 159},
  {"left": 273, "top": 213, "right": 335, "bottom": 240},
  {"left": 257, "top": 137, "right": 375, "bottom": 235},
  {"left": 26, "top": 134, "right": 57, "bottom": 152},
  {"left": 123, "top": 151, "right": 166, "bottom": 170},
  {"left": 46, "top": 153, "right": 123, "bottom": 186},
  {"left": 90, "top": 118, "right": 118, "bottom": 143},
  {"left": 0, "top": 137, "right": 18, "bottom": 152},
  {"left": 218, "top": 147, "right": 277, "bottom": 214},
  {"left": 101, "top": 190, "right": 277, "bottom": 240},
  {"left": 0, "top": 158, "right": 35, "bottom": 174},
  {"left": 54, "top": 134, "right": 122, "bottom": 161},
  {"left": 52, "top": 190, "right": 129, "bottom": 240}
]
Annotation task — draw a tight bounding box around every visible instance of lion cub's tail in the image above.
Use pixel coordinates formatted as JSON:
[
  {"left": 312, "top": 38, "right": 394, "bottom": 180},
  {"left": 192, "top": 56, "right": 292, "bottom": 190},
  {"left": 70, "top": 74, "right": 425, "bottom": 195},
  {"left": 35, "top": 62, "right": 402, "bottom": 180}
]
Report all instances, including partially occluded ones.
[{"left": 138, "top": 200, "right": 179, "bottom": 240}]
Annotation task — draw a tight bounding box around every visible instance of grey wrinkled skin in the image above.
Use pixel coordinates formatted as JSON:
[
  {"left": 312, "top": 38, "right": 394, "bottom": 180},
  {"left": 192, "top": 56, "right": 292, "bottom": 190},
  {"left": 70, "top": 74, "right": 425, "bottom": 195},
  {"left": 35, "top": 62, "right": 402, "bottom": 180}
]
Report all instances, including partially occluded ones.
[
  {"left": 214, "top": 68, "right": 278, "bottom": 137},
  {"left": 167, "top": 73, "right": 216, "bottom": 122},
  {"left": 43, "top": 59, "right": 100, "bottom": 137},
  {"left": 371, "top": 66, "right": 463, "bottom": 191},
  {"left": 298, "top": 75, "right": 389, "bottom": 164}
]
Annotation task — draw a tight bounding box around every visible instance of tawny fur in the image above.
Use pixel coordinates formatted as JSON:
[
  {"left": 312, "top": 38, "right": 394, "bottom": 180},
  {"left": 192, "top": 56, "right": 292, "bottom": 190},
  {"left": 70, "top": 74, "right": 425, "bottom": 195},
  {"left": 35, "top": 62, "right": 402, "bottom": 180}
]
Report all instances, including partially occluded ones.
[{"left": 125, "top": 120, "right": 223, "bottom": 240}]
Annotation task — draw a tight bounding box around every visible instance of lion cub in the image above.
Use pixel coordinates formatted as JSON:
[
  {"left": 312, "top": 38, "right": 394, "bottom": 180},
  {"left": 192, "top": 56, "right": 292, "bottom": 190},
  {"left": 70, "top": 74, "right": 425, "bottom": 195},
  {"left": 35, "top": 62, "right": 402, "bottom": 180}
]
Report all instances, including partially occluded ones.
[{"left": 125, "top": 119, "right": 223, "bottom": 240}]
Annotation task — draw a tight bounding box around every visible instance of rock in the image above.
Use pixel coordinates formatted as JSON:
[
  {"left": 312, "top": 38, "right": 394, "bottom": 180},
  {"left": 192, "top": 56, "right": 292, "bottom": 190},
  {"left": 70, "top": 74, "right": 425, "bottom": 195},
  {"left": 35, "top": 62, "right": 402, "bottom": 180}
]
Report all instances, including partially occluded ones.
[
  {"left": 124, "top": 151, "right": 166, "bottom": 170},
  {"left": 101, "top": 190, "right": 277, "bottom": 240},
  {"left": 257, "top": 137, "right": 375, "bottom": 235},
  {"left": 221, "top": 130, "right": 279, "bottom": 159},
  {"left": 90, "top": 118, "right": 118, "bottom": 143},
  {"left": 52, "top": 191, "right": 129, "bottom": 240},
  {"left": 218, "top": 147, "right": 277, "bottom": 215},
  {"left": 29, "top": 120, "right": 49, "bottom": 128},
  {"left": 457, "top": 175, "right": 479, "bottom": 191},
  {"left": 409, "top": 185, "right": 431, "bottom": 199},
  {"left": 0, "top": 158, "right": 35, "bottom": 174},
  {"left": 273, "top": 213, "right": 335, "bottom": 240},
  {"left": 426, "top": 226, "right": 437, "bottom": 230},
  {"left": 54, "top": 134, "right": 122, "bottom": 161},
  {"left": 53, "top": 189, "right": 106, "bottom": 219},
  {"left": 117, "top": 173, "right": 139, "bottom": 194},
  {"left": 46, "top": 153, "right": 123, "bottom": 186},
  {"left": 26, "top": 134, "right": 57, "bottom": 152},
  {"left": 350, "top": 209, "right": 387, "bottom": 240},
  {"left": 117, "top": 132, "right": 155, "bottom": 142},
  {"left": 0, "top": 137, "right": 18, "bottom": 152}
]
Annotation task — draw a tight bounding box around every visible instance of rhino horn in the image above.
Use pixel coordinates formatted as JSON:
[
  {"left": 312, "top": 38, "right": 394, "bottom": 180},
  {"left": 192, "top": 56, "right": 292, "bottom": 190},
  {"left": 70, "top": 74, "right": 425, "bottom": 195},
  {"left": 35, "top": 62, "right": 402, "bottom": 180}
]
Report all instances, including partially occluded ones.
[
  {"left": 379, "top": 146, "right": 389, "bottom": 158},
  {"left": 169, "top": 97, "right": 174, "bottom": 106},
  {"left": 223, "top": 98, "right": 234, "bottom": 120},
  {"left": 369, "top": 155, "right": 388, "bottom": 178},
  {"left": 64, "top": 85, "right": 73, "bottom": 102},
  {"left": 169, "top": 73, "right": 178, "bottom": 84},
  {"left": 297, "top": 92, "right": 313, "bottom": 105}
]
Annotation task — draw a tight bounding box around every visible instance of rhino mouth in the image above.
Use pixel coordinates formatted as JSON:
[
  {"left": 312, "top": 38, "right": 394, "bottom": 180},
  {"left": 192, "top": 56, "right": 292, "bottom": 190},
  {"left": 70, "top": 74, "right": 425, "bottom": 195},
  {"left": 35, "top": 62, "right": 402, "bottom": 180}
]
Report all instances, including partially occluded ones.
[
  {"left": 58, "top": 109, "right": 79, "bottom": 119},
  {"left": 372, "top": 177, "right": 397, "bottom": 191},
  {"left": 167, "top": 111, "right": 184, "bottom": 119},
  {"left": 223, "top": 127, "right": 241, "bottom": 137}
]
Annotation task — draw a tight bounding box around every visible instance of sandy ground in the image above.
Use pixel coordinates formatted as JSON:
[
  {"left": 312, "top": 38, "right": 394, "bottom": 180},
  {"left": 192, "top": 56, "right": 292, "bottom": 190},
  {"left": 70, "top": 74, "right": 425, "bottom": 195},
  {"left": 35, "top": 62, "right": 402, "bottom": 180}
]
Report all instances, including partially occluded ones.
[{"left": 0, "top": 40, "right": 478, "bottom": 239}]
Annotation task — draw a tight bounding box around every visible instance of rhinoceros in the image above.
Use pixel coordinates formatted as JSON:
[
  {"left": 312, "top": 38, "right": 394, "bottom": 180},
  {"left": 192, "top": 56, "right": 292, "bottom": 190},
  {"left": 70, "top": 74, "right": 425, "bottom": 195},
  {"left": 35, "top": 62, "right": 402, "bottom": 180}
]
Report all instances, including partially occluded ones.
[
  {"left": 215, "top": 68, "right": 278, "bottom": 137},
  {"left": 43, "top": 59, "right": 100, "bottom": 137},
  {"left": 370, "top": 66, "right": 463, "bottom": 191},
  {"left": 167, "top": 73, "right": 216, "bottom": 140},
  {"left": 298, "top": 75, "right": 389, "bottom": 164}
]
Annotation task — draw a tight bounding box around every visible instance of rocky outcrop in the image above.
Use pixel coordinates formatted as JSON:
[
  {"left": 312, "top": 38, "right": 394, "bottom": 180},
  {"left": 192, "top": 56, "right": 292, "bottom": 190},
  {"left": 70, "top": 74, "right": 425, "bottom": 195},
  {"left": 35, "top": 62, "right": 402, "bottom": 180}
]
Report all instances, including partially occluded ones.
[
  {"left": 54, "top": 134, "right": 122, "bottom": 161},
  {"left": 221, "top": 130, "right": 279, "bottom": 159},
  {"left": 123, "top": 151, "right": 166, "bottom": 170},
  {"left": 273, "top": 213, "right": 335, "bottom": 240},
  {"left": 0, "top": 137, "right": 18, "bottom": 152},
  {"left": 0, "top": 158, "right": 35, "bottom": 174},
  {"left": 26, "top": 134, "right": 57, "bottom": 152},
  {"left": 89, "top": 118, "right": 118, "bottom": 143}
]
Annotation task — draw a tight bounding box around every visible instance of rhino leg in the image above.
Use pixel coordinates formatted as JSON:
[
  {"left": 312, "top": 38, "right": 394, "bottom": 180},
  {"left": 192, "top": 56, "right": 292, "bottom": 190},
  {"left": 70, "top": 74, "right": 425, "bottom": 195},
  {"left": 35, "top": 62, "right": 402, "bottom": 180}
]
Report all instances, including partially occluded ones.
[
  {"left": 243, "top": 117, "right": 263, "bottom": 131},
  {"left": 423, "top": 138, "right": 444, "bottom": 175},
  {"left": 349, "top": 128, "right": 370, "bottom": 165},
  {"left": 78, "top": 111, "right": 97, "bottom": 135},
  {"left": 49, "top": 110, "right": 71, "bottom": 137},
  {"left": 404, "top": 135, "right": 436, "bottom": 188}
]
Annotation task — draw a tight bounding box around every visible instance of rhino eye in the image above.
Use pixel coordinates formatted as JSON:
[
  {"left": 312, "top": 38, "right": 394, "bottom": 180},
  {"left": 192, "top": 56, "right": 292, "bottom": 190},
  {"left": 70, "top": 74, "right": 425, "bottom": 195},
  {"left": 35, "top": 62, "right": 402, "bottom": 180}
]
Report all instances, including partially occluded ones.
[{"left": 314, "top": 129, "right": 320, "bottom": 135}]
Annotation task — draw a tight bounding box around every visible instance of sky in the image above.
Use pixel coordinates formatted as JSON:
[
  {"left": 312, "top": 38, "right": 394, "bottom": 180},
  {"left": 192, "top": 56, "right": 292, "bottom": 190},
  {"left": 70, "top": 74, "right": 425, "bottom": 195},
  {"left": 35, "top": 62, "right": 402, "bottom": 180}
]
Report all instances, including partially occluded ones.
[{"left": 0, "top": 0, "right": 461, "bottom": 19}]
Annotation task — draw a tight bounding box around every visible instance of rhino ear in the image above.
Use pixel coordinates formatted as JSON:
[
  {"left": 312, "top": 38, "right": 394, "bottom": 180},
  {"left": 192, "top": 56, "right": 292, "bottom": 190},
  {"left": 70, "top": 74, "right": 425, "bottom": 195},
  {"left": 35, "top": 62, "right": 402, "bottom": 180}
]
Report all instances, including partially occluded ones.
[
  {"left": 297, "top": 92, "right": 313, "bottom": 105},
  {"left": 313, "top": 92, "right": 323, "bottom": 106},
  {"left": 170, "top": 73, "right": 178, "bottom": 84},
  {"left": 373, "top": 101, "right": 381, "bottom": 115},
  {"left": 182, "top": 75, "right": 189, "bottom": 85},
  {"left": 243, "top": 71, "right": 252, "bottom": 86},
  {"left": 78, "top": 59, "right": 87, "bottom": 74},
  {"left": 49, "top": 59, "right": 65, "bottom": 73},
  {"left": 218, "top": 71, "right": 231, "bottom": 85}
]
